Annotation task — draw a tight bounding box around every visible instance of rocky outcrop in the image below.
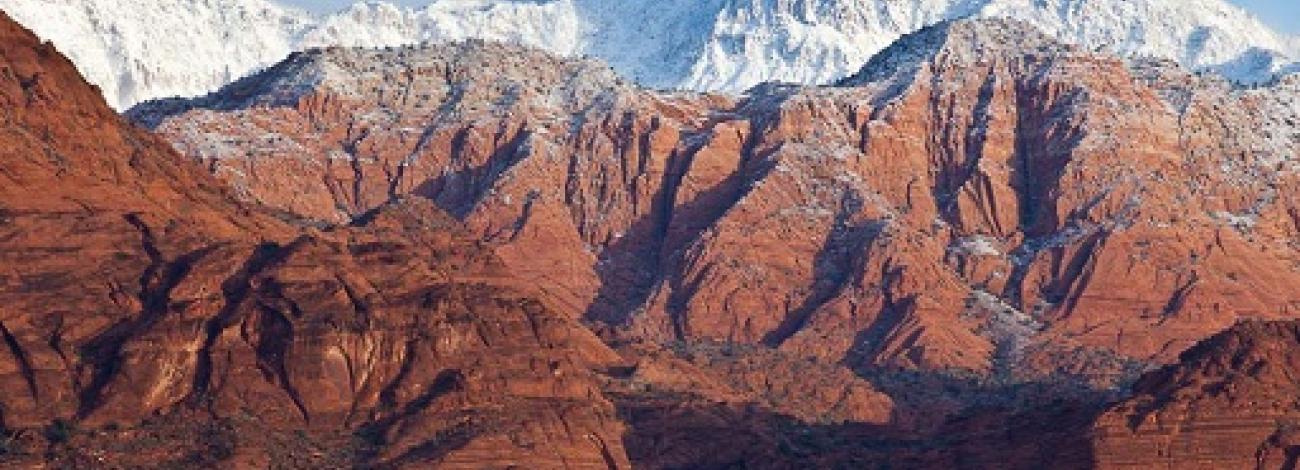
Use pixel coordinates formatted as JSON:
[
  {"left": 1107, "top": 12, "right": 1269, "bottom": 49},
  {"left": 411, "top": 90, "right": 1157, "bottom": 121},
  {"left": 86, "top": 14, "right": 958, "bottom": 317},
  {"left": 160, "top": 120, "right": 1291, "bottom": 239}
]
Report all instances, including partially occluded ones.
[
  {"left": 138, "top": 19, "right": 1300, "bottom": 386},
  {"left": 1092, "top": 321, "right": 1300, "bottom": 469}
]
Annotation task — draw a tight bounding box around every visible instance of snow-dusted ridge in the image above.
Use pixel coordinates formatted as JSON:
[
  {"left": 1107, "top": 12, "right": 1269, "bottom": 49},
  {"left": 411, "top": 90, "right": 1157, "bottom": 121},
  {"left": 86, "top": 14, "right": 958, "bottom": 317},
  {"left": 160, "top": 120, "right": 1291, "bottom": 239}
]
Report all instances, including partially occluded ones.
[{"left": 2, "top": 0, "right": 1298, "bottom": 110}]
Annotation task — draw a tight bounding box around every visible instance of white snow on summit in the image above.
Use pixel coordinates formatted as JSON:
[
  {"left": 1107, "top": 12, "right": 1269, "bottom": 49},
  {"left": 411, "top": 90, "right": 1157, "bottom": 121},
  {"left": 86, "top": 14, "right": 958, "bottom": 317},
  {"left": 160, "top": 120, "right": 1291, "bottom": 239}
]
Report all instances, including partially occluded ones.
[
  {"left": 2, "top": 0, "right": 1297, "bottom": 110},
  {"left": 2, "top": 0, "right": 312, "bottom": 109}
]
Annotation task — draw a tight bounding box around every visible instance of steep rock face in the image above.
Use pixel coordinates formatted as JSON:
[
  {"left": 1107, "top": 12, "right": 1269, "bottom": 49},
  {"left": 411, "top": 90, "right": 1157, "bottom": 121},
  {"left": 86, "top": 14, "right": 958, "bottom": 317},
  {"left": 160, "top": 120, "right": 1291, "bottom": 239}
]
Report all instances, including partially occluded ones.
[
  {"left": 1092, "top": 321, "right": 1300, "bottom": 469},
  {"left": 140, "top": 19, "right": 1300, "bottom": 386},
  {"left": 0, "top": 12, "right": 633, "bottom": 468}
]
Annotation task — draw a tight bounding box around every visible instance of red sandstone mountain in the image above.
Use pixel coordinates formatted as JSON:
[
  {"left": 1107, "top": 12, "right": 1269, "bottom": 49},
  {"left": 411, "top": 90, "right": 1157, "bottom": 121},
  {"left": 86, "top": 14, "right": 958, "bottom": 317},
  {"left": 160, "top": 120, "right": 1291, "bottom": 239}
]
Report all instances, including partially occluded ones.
[
  {"left": 5, "top": 6, "right": 1300, "bottom": 468},
  {"left": 0, "top": 11, "right": 914, "bottom": 468},
  {"left": 0, "top": 12, "right": 640, "bottom": 467},
  {"left": 136, "top": 19, "right": 1300, "bottom": 386}
]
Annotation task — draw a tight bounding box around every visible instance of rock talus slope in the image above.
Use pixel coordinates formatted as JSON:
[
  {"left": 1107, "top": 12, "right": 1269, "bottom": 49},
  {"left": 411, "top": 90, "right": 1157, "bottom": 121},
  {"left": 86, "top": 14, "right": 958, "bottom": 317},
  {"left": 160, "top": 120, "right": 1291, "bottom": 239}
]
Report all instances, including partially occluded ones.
[{"left": 139, "top": 19, "right": 1300, "bottom": 386}]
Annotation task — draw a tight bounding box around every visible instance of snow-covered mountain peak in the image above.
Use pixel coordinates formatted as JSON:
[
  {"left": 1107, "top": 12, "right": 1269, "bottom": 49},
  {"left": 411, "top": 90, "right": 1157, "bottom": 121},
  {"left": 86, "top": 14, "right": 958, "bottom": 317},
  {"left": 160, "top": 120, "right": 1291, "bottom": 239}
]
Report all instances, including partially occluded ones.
[
  {"left": 2, "top": 0, "right": 1297, "bottom": 109},
  {"left": 300, "top": 0, "right": 583, "bottom": 54},
  {"left": 0, "top": 0, "right": 315, "bottom": 108}
]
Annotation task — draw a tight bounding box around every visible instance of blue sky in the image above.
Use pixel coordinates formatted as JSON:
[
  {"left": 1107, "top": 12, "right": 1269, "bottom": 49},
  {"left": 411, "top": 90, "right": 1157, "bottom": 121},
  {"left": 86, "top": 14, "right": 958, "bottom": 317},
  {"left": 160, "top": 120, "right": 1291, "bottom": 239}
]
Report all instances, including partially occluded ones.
[
  {"left": 277, "top": 0, "right": 1298, "bottom": 34},
  {"left": 1229, "top": 0, "right": 1299, "bottom": 34}
]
